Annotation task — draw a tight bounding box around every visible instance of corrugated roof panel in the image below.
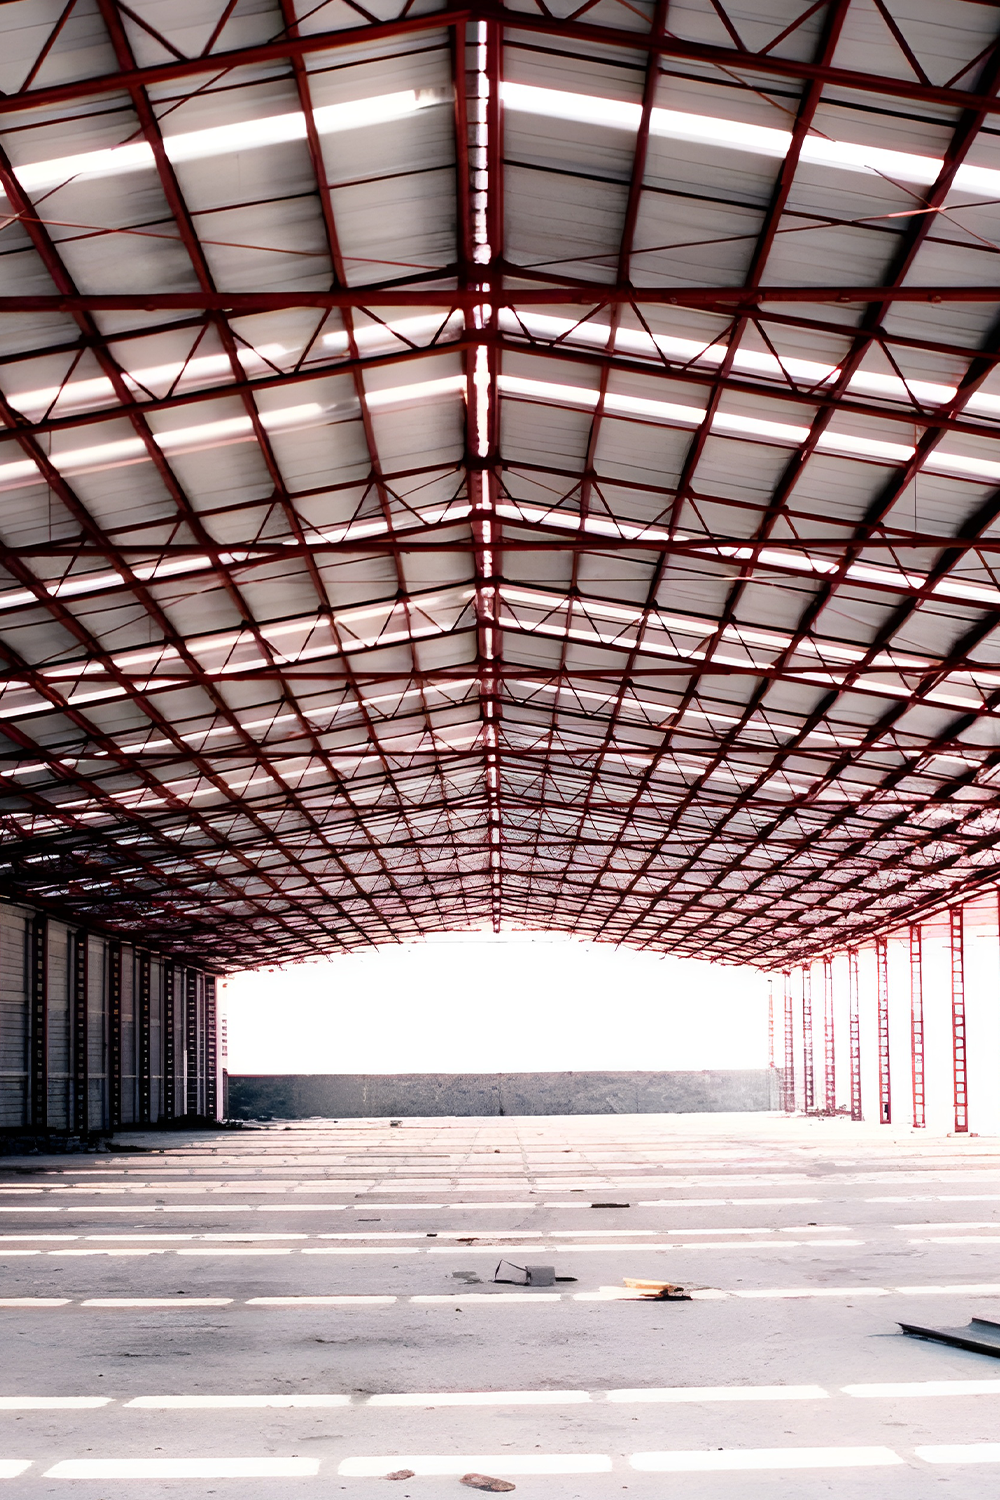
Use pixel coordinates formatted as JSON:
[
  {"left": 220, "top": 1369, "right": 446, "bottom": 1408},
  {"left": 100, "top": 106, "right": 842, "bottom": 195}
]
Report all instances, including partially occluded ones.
[
  {"left": 329, "top": 170, "right": 456, "bottom": 284},
  {"left": 0, "top": 0, "right": 998, "bottom": 963}
]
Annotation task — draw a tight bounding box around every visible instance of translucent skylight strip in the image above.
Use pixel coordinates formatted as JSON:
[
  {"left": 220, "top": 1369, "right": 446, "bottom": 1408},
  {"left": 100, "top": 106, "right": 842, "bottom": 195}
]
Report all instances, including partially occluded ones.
[
  {"left": 5, "top": 91, "right": 443, "bottom": 200},
  {"left": 500, "top": 375, "right": 1000, "bottom": 487},
  {"left": 500, "top": 312, "right": 1000, "bottom": 415},
  {"left": 500, "top": 82, "right": 1000, "bottom": 197},
  {"left": 0, "top": 370, "right": 466, "bottom": 491},
  {"left": 10, "top": 76, "right": 990, "bottom": 220},
  {"left": 0, "top": 402, "right": 324, "bottom": 490},
  {"left": 8, "top": 346, "right": 287, "bottom": 419}
]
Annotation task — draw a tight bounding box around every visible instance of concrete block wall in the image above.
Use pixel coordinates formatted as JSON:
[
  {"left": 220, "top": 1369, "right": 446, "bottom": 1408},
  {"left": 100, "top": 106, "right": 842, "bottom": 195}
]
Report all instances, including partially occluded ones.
[
  {"left": 228, "top": 1069, "right": 783, "bottom": 1120},
  {"left": 0, "top": 900, "right": 220, "bottom": 1137}
]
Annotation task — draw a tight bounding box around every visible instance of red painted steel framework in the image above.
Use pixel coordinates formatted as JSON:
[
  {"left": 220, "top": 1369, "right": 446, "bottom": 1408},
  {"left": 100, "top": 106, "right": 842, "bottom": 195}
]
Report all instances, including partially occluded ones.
[
  {"left": 0, "top": 1, "right": 999, "bottom": 971},
  {"left": 909, "top": 926, "right": 925, "bottom": 1130},
  {"left": 783, "top": 971, "right": 795, "bottom": 1114},
  {"left": 950, "top": 907, "right": 969, "bottom": 1135},
  {"left": 848, "top": 949, "right": 862, "bottom": 1123}
]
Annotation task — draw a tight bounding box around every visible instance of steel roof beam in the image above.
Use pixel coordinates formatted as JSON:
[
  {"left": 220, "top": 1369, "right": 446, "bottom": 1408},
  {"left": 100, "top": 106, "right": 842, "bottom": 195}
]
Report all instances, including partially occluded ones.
[
  {"left": 5, "top": 4, "right": 1000, "bottom": 120},
  {"left": 3, "top": 287, "right": 1000, "bottom": 311}
]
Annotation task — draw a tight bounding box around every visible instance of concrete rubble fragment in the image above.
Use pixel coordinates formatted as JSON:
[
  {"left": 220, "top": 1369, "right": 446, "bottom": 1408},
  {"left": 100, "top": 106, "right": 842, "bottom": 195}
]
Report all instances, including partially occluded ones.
[{"left": 623, "top": 1278, "right": 690, "bottom": 1301}]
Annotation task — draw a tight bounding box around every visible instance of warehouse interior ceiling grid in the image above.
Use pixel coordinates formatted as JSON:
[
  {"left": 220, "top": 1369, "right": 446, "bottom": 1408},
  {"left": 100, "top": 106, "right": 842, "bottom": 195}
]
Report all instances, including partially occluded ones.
[{"left": 1, "top": 0, "right": 1000, "bottom": 968}]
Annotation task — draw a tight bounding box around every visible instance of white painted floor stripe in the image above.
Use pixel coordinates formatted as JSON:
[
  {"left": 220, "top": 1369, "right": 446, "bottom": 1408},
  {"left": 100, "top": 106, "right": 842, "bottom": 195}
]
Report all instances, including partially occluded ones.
[
  {"left": 80, "top": 1298, "right": 233, "bottom": 1307},
  {"left": 895, "top": 1222, "right": 1000, "bottom": 1230},
  {"left": 845, "top": 1381, "right": 1000, "bottom": 1397},
  {"left": 175, "top": 1247, "right": 293, "bottom": 1255},
  {"left": 0, "top": 1463, "right": 30, "bottom": 1478},
  {"left": 895, "top": 1283, "right": 1000, "bottom": 1295},
  {"left": 732, "top": 1287, "right": 889, "bottom": 1299},
  {"left": 9, "top": 1281, "right": 1000, "bottom": 1308},
  {"left": 247, "top": 1296, "right": 396, "bottom": 1305},
  {"left": 303, "top": 1246, "right": 420, "bottom": 1255},
  {"left": 0, "top": 1398, "right": 110, "bottom": 1409},
  {"left": 367, "top": 1390, "right": 592, "bottom": 1406},
  {"left": 917, "top": 1445, "right": 1000, "bottom": 1463},
  {"left": 0, "top": 1236, "right": 873, "bottom": 1256},
  {"left": 92, "top": 1233, "right": 307, "bottom": 1241},
  {"left": 637, "top": 1199, "right": 821, "bottom": 1208},
  {"left": 630, "top": 1447, "right": 903, "bottom": 1471},
  {"left": 50, "top": 1249, "right": 165, "bottom": 1257},
  {"left": 338, "top": 1454, "right": 612, "bottom": 1476},
  {"left": 607, "top": 1385, "right": 828, "bottom": 1403},
  {"left": 44, "top": 1457, "right": 320, "bottom": 1478},
  {"left": 126, "top": 1394, "right": 352, "bottom": 1408},
  {"left": 0, "top": 1298, "right": 69, "bottom": 1307},
  {"left": 913, "top": 1236, "right": 1000, "bottom": 1244},
  {"left": 317, "top": 1231, "right": 544, "bottom": 1240},
  {"left": 411, "top": 1293, "right": 562, "bottom": 1303}
]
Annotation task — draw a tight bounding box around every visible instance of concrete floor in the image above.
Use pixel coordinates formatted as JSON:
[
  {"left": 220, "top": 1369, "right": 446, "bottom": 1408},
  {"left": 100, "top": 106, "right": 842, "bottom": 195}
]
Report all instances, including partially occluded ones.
[{"left": 6, "top": 1112, "right": 1000, "bottom": 1495}]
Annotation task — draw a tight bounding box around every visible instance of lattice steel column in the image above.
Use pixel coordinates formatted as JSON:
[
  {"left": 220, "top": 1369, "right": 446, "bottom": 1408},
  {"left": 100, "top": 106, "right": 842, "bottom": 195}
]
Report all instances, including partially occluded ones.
[
  {"left": 876, "top": 937, "right": 891, "bottom": 1124},
  {"left": 802, "top": 966, "right": 815, "bottom": 1113},
  {"left": 162, "top": 959, "right": 175, "bottom": 1123},
  {"left": 823, "top": 955, "right": 836, "bottom": 1113},
  {"left": 108, "top": 941, "right": 122, "bottom": 1130},
  {"left": 72, "top": 932, "right": 88, "bottom": 1136},
  {"left": 137, "top": 950, "right": 151, "bottom": 1126},
  {"left": 909, "top": 924, "right": 925, "bottom": 1129},
  {"left": 849, "top": 947, "right": 862, "bottom": 1121},
  {"left": 950, "top": 905, "right": 969, "bottom": 1134},
  {"left": 185, "top": 969, "right": 199, "bottom": 1118},
  {"left": 28, "top": 915, "right": 47, "bottom": 1131},
  {"left": 783, "top": 971, "right": 795, "bottom": 1112},
  {"left": 205, "top": 976, "right": 218, "bottom": 1122}
]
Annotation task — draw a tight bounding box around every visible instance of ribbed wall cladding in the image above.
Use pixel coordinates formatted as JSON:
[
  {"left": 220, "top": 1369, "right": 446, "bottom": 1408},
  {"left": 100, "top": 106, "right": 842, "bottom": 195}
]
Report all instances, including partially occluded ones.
[{"left": 0, "top": 901, "right": 220, "bottom": 1140}]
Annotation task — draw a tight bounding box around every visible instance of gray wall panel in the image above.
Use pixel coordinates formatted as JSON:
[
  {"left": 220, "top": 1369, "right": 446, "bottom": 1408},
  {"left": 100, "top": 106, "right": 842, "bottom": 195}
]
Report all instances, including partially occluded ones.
[
  {"left": 46, "top": 923, "right": 69, "bottom": 1131},
  {"left": 0, "top": 902, "right": 218, "bottom": 1138},
  {"left": 228, "top": 1070, "right": 784, "bottom": 1119},
  {"left": 0, "top": 909, "right": 28, "bottom": 1129}
]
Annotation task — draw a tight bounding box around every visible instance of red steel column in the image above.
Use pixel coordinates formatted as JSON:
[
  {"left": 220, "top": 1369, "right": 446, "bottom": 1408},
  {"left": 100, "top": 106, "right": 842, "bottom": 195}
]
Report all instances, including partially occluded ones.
[
  {"left": 802, "top": 965, "right": 815, "bottom": 1113},
  {"left": 909, "top": 925, "right": 926, "bottom": 1129},
  {"left": 71, "top": 931, "right": 88, "bottom": 1137},
  {"left": 849, "top": 947, "right": 862, "bottom": 1121},
  {"left": 29, "top": 915, "right": 48, "bottom": 1132},
  {"left": 950, "top": 905, "right": 969, "bottom": 1134},
  {"left": 823, "top": 955, "right": 836, "bottom": 1113},
  {"left": 783, "top": 970, "right": 795, "bottom": 1113},
  {"left": 877, "top": 937, "right": 891, "bottom": 1124}
]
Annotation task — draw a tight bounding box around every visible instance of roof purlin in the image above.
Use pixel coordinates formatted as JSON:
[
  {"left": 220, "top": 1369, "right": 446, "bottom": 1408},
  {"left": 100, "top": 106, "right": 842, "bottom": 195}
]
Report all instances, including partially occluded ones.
[{"left": 2, "top": 0, "right": 1000, "bottom": 967}]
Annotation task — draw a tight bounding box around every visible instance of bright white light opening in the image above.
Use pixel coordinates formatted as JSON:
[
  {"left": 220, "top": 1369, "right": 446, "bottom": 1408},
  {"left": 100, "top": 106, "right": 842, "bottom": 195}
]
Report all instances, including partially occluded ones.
[
  {"left": 8, "top": 91, "right": 443, "bottom": 198},
  {"left": 500, "top": 81, "right": 1000, "bottom": 196}
]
